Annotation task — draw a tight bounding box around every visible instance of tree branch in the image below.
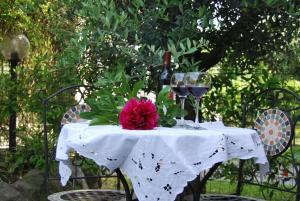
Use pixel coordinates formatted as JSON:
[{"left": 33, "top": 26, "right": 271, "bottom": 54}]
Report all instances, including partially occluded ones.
[{"left": 198, "top": 10, "right": 262, "bottom": 71}]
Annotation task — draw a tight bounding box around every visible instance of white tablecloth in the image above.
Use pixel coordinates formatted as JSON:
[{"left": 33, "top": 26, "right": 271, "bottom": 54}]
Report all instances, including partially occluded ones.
[{"left": 56, "top": 122, "right": 268, "bottom": 201}]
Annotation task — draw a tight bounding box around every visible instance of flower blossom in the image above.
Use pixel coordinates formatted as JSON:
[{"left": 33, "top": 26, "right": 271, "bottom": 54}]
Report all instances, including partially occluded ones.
[{"left": 119, "top": 98, "right": 159, "bottom": 130}]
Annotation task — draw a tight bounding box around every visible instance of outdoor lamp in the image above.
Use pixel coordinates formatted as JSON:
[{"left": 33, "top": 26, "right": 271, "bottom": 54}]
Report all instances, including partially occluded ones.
[
  {"left": 0, "top": 34, "right": 30, "bottom": 151},
  {"left": 1, "top": 34, "right": 30, "bottom": 61}
]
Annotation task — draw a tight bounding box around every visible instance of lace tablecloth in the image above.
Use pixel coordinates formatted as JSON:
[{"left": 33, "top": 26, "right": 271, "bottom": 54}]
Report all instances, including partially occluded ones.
[{"left": 56, "top": 122, "right": 268, "bottom": 201}]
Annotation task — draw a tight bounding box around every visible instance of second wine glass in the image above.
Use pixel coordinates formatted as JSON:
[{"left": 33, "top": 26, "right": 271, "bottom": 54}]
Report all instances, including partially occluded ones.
[
  {"left": 170, "top": 73, "right": 189, "bottom": 127},
  {"left": 185, "top": 72, "right": 211, "bottom": 129}
]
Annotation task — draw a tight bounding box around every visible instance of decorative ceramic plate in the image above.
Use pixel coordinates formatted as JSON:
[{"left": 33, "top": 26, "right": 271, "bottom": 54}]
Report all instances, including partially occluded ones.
[
  {"left": 254, "top": 109, "right": 292, "bottom": 156},
  {"left": 61, "top": 104, "right": 91, "bottom": 126}
]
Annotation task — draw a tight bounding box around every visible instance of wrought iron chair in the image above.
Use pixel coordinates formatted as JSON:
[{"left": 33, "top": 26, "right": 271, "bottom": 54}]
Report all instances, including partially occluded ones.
[
  {"left": 189, "top": 88, "right": 299, "bottom": 201},
  {"left": 235, "top": 88, "right": 300, "bottom": 200},
  {"left": 43, "top": 85, "right": 131, "bottom": 201}
]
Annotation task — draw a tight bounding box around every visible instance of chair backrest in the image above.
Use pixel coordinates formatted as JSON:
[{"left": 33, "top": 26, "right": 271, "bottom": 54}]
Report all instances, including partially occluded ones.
[
  {"left": 43, "top": 85, "right": 126, "bottom": 201},
  {"left": 236, "top": 88, "right": 300, "bottom": 197},
  {"left": 43, "top": 85, "right": 96, "bottom": 196},
  {"left": 61, "top": 104, "right": 91, "bottom": 126},
  {"left": 254, "top": 108, "right": 293, "bottom": 157},
  {"left": 242, "top": 88, "right": 300, "bottom": 158}
]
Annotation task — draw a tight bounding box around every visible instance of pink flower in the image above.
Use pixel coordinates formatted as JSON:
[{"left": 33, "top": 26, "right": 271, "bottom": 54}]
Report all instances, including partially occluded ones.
[{"left": 119, "top": 98, "right": 159, "bottom": 130}]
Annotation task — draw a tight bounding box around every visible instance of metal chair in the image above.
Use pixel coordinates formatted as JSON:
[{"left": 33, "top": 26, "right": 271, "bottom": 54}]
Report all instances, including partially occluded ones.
[
  {"left": 43, "top": 85, "right": 130, "bottom": 201},
  {"left": 235, "top": 88, "right": 300, "bottom": 199},
  {"left": 48, "top": 189, "right": 125, "bottom": 201},
  {"left": 195, "top": 88, "right": 299, "bottom": 201}
]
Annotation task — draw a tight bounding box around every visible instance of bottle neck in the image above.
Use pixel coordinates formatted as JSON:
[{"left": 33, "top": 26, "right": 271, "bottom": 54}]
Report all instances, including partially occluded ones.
[
  {"left": 162, "top": 63, "right": 170, "bottom": 70},
  {"left": 159, "top": 51, "right": 172, "bottom": 90},
  {"left": 163, "top": 51, "right": 171, "bottom": 68}
]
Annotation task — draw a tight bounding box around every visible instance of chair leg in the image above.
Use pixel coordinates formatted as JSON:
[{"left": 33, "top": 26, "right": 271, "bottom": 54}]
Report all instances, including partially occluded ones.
[{"left": 236, "top": 159, "right": 245, "bottom": 195}]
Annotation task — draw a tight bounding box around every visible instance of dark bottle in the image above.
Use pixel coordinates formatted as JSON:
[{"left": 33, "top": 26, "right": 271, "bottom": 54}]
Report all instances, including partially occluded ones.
[{"left": 160, "top": 51, "right": 171, "bottom": 89}]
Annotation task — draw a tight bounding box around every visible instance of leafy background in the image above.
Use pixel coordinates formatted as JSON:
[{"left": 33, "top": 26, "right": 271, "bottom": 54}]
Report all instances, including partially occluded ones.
[{"left": 0, "top": 0, "right": 299, "bottom": 200}]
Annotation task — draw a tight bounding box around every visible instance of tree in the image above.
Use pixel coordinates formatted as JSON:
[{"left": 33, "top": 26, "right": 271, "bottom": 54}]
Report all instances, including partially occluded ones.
[
  {"left": 1, "top": 0, "right": 299, "bottom": 131},
  {"left": 48, "top": 0, "right": 299, "bottom": 90},
  {"left": 0, "top": 0, "right": 81, "bottom": 150}
]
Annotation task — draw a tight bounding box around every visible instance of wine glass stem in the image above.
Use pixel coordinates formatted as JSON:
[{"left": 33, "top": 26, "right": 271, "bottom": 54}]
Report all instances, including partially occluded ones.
[
  {"left": 180, "top": 97, "right": 186, "bottom": 125},
  {"left": 195, "top": 98, "right": 200, "bottom": 125}
]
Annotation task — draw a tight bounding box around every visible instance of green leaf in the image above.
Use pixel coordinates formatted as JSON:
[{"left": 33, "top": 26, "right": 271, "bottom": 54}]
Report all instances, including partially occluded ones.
[
  {"left": 90, "top": 113, "right": 119, "bottom": 125},
  {"left": 198, "top": 5, "right": 207, "bottom": 17},
  {"left": 184, "top": 47, "right": 198, "bottom": 55},
  {"left": 156, "top": 87, "right": 181, "bottom": 127},
  {"left": 90, "top": 118, "right": 106, "bottom": 125},
  {"left": 180, "top": 42, "right": 186, "bottom": 51},
  {"left": 178, "top": 2, "right": 183, "bottom": 14},
  {"left": 129, "top": 80, "right": 144, "bottom": 99},
  {"left": 157, "top": 86, "right": 171, "bottom": 103},
  {"left": 294, "top": 150, "right": 300, "bottom": 162},
  {"left": 80, "top": 112, "right": 95, "bottom": 120},
  {"left": 113, "top": 18, "right": 119, "bottom": 31},
  {"left": 187, "top": 38, "right": 191, "bottom": 50}
]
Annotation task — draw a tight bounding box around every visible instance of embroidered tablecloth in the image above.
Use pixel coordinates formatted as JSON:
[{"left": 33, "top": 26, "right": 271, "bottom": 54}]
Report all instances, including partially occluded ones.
[{"left": 56, "top": 122, "right": 268, "bottom": 201}]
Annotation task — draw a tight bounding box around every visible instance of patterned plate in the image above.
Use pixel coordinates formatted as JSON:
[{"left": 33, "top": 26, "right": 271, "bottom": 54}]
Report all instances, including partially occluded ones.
[
  {"left": 61, "top": 104, "right": 91, "bottom": 126},
  {"left": 254, "top": 109, "right": 292, "bottom": 157}
]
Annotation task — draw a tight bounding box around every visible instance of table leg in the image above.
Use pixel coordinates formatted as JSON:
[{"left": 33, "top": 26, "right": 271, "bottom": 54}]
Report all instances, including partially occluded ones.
[
  {"left": 187, "top": 162, "right": 222, "bottom": 201},
  {"left": 236, "top": 159, "right": 245, "bottom": 195},
  {"left": 116, "top": 168, "right": 133, "bottom": 201}
]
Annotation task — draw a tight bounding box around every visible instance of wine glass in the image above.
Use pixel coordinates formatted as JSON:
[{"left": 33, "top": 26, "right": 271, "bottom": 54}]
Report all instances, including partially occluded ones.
[
  {"left": 185, "top": 72, "right": 211, "bottom": 129},
  {"left": 170, "top": 73, "right": 189, "bottom": 127}
]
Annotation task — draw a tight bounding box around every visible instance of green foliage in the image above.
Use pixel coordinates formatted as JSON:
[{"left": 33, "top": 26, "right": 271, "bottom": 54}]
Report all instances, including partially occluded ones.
[
  {"left": 0, "top": 0, "right": 82, "bottom": 150},
  {"left": 0, "top": 0, "right": 299, "bottom": 193},
  {"left": 80, "top": 67, "right": 145, "bottom": 125},
  {"left": 294, "top": 144, "right": 300, "bottom": 162},
  {"left": 81, "top": 71, "right": 182, "bottom": 127},
  {"left": 206, "top": 180, "right": 296, "bottom": 201},
  {"left": 1, "top": 133, "right": 45, "bottom": 182},
  {"left": 156, "top": 86, "right": 181, "bottom": 127}
]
